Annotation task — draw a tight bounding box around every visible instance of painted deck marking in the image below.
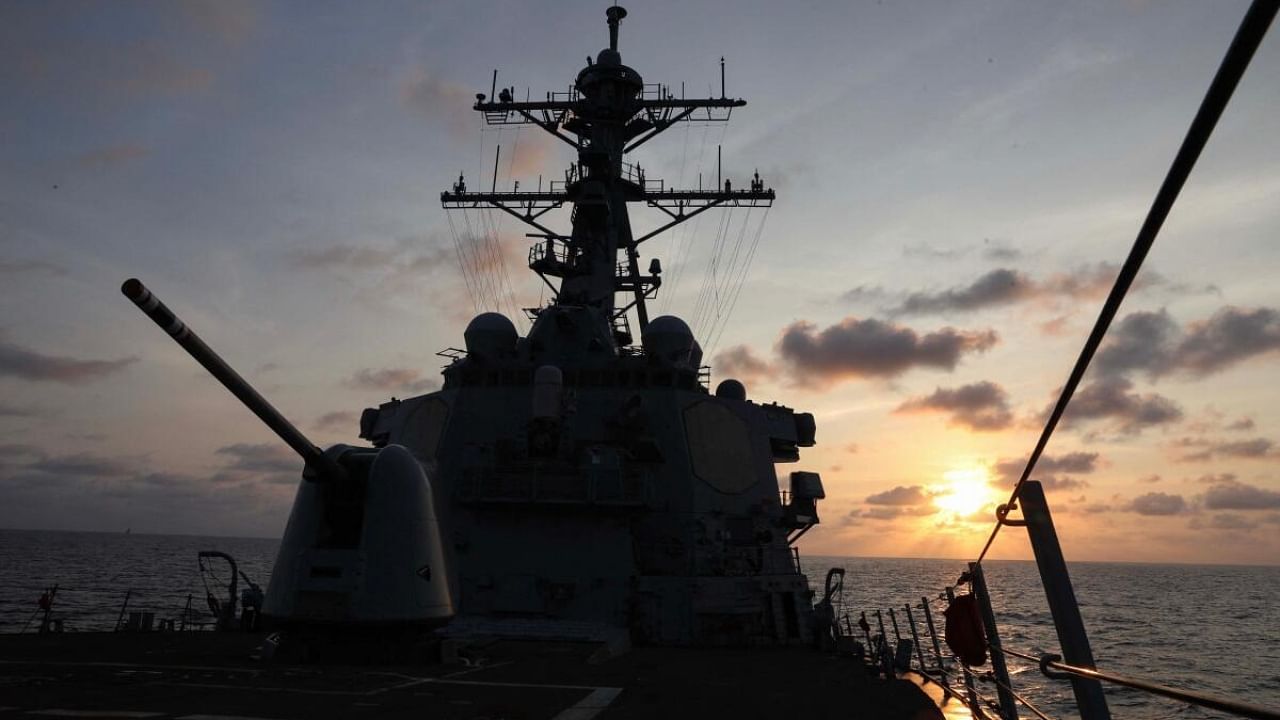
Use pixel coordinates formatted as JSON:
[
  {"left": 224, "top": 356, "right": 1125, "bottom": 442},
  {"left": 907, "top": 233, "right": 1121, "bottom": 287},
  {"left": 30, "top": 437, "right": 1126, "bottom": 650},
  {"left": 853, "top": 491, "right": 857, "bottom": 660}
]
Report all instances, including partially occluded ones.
[
  {"left": 550, "top": 687, "right": 623, "bottom": 720},
  {"left": 177, "top": 715, "right": 285, "bottom": 720},
  {"left": 24, "top": 707, "right": 167, "bottom": 712}
]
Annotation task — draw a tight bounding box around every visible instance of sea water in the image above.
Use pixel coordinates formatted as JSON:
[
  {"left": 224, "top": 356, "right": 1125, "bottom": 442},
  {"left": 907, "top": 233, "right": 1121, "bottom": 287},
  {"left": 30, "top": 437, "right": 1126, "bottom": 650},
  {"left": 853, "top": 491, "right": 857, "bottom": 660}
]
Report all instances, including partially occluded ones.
[{"left": 0, "top": 529, "right": 1275, "bottom": 719}]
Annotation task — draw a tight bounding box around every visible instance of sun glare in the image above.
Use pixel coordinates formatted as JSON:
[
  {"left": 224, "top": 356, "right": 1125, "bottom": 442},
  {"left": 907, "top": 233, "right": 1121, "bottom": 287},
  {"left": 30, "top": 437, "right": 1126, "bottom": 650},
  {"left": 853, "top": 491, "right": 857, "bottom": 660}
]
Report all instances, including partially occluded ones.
[{"left": 933, "top": 468, "right": 997, "bottom": 519}]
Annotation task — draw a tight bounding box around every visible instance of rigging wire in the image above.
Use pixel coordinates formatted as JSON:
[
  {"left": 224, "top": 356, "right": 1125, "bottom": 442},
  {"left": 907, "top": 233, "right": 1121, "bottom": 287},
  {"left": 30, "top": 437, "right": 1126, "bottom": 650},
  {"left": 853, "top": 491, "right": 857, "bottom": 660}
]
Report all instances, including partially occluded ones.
[
  {"left": 445, "top": 209, "right": 481, "bottom": 313},
  {"left": 972, "top": 0, "right": 1278, "bottom": 565},
  {"left": 707, "top": 206, "right": 771, "bottom": 358}
]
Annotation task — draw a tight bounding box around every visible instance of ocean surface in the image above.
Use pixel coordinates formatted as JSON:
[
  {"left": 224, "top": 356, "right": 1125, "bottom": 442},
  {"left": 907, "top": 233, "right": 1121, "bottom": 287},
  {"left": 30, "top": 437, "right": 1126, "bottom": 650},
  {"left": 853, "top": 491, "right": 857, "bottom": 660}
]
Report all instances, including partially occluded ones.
[{"left": 0, "top": 529, "right": 1275, "bottom": 719}]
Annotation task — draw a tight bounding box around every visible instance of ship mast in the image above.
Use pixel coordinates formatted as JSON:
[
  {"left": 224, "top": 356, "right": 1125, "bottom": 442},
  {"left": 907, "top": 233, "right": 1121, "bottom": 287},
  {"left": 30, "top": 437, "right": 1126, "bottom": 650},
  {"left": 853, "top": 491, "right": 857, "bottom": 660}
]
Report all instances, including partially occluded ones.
[{"left": 440, "top": 6, "right": 773, "bottom": 344}]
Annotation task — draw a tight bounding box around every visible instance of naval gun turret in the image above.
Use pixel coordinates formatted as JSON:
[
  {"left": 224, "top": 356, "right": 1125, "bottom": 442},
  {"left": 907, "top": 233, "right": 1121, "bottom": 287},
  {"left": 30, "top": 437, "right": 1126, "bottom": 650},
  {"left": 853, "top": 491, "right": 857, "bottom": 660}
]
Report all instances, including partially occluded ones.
[{"left": 121, "top": 279, "right": 453, "bottom": 629}]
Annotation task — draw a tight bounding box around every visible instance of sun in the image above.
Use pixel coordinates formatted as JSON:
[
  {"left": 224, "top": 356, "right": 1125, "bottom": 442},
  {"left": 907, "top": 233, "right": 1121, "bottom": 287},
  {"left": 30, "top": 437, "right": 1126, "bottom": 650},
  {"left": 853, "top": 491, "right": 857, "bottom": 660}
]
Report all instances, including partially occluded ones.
[{"left": 932, "top": 467, "right": 998, "bottom": 519}]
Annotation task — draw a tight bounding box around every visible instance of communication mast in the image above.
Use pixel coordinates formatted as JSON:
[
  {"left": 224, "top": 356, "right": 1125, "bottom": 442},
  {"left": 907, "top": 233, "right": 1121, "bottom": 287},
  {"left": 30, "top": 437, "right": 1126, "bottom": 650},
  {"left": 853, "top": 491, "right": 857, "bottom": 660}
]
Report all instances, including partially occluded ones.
[{"left": 440, "top": 6, "right": 773, "bottom": 344}]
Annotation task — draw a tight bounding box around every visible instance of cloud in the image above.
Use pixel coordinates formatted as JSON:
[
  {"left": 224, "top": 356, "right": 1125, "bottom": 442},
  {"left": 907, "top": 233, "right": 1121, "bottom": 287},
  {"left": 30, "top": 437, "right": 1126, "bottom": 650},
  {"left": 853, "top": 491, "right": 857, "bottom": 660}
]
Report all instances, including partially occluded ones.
[
  {"left": 893, "top": 269, "right": 1035, "bottom": 315},
  {"left": 315, "top": 411, "right": 359, "bottom": 433},
  {"left": 895, "top": 381, "right": 1013, "bottom": 431},
  {"left": 1173, "top": 436, "right": 1275, "bottom": 462},
  {"left": 993, "top": 451, "right": 1099, "bottom": 490},
  {"left": 844, "top": 442, "right": 860, "bottom": 454},
  {"left": 344, "top": 367, "right": 439, "bottom": 394},
  {"left": 712, "top": 344, "right": 773, "bottom": 384},
  {"left": 1226, "top": 417, "right": 1255, "bottom": 432},
  {"left": 1094, "top": 309, "right": 1180, "bottom": 377},
  {"left": 854, "top": 505, "right": 936, "bottom": 521},
  {"left": 1126, "top": 492, "right": 1186, "bottom": 516},
  {"left": 1096, "top": 307, "right": 1280, "bottom": 379},
  {"left": 1176, "top": 307, "right": 1280, "bottom": 376},
  {"left": 75, "top": 144, "right": 148, "bottom": 169},
  {"left": 26, "top": 452, "right": 136, "bottom": 478},
  {"left": 1060, "top": 377, "right": 1182, "bottom": 434},
  {"left": 0, "top": 259, "right": 67, "bottom": 276},
  {"left": 508, "top": 134, "right": 555, "bottom": 177},
  {"left": 1201, "top": 480, "right": 1280, "bottom": 511},
  {"left": 215, "top": 443, "right": 300, "bottom": 474},
  {"left": 865, "top": 485, "right": 928, "bottom": 506},
  {"left": 0, "top": 403, "right": 38, "bottom": 417},
  {"left": 888, "top": 263, "right": 1138, "bottom": 316},
  {"left": 1191, "top": 513, "right": 1257, "bottom": 530},
  {"left": 400, "top": 67, "right": 476, "bottom": 138},
  {"left": 0, "top": 333, "right": 137, "bottom": 384},
  {"left": 776, "top": 317, "right": 997, "bottom": 385}
]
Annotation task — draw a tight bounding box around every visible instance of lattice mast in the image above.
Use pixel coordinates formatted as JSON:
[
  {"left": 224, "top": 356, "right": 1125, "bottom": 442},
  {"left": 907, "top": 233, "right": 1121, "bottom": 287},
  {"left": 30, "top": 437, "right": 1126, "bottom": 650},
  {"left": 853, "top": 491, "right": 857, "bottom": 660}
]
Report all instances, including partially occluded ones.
[{"left": 440, "top": 6, "right": 773, "bottom": 344}]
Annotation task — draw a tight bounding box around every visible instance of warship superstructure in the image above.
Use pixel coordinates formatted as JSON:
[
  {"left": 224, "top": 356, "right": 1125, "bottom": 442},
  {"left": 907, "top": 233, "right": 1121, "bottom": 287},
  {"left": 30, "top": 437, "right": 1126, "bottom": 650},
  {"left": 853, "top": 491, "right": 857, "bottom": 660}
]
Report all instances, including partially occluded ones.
[{"left": 358, "top": 5, "right": 823, "bottom": 646}]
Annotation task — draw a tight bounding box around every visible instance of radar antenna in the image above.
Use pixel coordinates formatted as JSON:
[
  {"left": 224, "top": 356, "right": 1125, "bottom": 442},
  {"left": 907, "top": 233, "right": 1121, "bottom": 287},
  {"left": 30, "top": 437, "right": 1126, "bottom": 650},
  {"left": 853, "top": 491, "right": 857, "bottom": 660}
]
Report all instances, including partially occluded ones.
[{"left": 441, "top": 6, "right": 772, "bottom": 339}]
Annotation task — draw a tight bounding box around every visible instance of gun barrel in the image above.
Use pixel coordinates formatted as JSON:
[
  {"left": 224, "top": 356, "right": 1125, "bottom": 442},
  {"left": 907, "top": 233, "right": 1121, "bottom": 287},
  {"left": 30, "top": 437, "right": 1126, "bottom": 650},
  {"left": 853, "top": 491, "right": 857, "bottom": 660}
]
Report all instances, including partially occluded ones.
[{"left": 122, "top": 278, "right": 342, "bottom": 482}]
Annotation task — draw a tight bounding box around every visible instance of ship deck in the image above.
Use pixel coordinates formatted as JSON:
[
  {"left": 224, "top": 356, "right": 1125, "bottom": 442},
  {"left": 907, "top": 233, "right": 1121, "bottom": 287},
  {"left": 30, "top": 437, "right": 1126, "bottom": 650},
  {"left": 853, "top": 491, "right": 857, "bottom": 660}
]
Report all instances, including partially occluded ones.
[{"left": 0, "top": 633, "right": 972, "bottom": 719}]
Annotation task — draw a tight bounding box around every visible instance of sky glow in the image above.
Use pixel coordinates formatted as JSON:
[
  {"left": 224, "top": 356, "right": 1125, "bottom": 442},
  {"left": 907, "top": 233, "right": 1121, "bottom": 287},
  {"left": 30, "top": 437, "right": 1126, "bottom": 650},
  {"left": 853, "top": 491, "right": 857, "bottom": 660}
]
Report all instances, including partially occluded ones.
[{"left": 2, "top": 0, "right": 1278, "bottom": 565}]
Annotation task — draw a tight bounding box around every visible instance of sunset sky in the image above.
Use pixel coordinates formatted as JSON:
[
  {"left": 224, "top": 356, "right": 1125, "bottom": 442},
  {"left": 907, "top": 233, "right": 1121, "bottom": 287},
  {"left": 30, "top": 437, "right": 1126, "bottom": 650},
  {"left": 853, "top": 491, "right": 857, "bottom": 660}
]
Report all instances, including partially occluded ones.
[{"left": 2, "top": 0, "right": 1278, "bottom": 565}]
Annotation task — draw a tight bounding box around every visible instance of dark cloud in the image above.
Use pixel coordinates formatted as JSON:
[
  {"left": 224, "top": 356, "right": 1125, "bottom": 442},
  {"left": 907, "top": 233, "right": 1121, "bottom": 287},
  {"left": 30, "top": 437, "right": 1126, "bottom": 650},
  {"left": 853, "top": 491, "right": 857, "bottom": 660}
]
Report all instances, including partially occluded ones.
[
  {"left": 712, "top": 345, "right": 773, "bottom": 384},
  {"left": 1097, "top": 307, "right": 1280, "bottom": 379},
  {"left": 344, "top": 367, "right": 439, "bottom": 394},
  {"left": 1173, "top": 437, "right": 1275, "bottom": 463},
  {"left": 1126, "top": 492, "right": 1186, "bottom": 516},
  {"left": 895, "top": 381, "right": 1013, "bottom": 431},
  {"left": 1140, "top": 474, "right": 1162, "bottom": 484},
  {"left": 26, "top": 452, "right": 135, "bottom": 478},
  {"left": 993, "top": 452, "right": 1098, "bottom": 490},
  {"left": 1060, "top": 377, "right": 1182, "bottom": 434},
  {"left": 1094, "top": 310, "right": 1180, "bottom": 377},
  {"left": 1177, "top": 307, "right": 1280, "bottom": 376},
  {"left": 0, "top": 259, "right": 67, "bottom": 276},
  {"left": 1201, "top": 480, "right": 1280, "bottom": 511},
  {"left": 865, "top": 485, "right": 928, "bottom": 506},
  {"left": 0, "top": 403, "right": 38, "bottom": 417},
  {"left": 838, "top": 285, "right": 890, "bottom": 305},
  {"left": 0, "top": 333, "right": 137, "bottom": 384},
  {"left": 776, "top": 317, "right": 997, "bottom": 384},
  {"left": 888, "top": 263, "right": 1132, "bottom": 316},
  {"left": 315, "top": 411, "right": 359, "bottom": 433},
  {"left": 215, "top": 443, "right": 299, "bottom": 474},
  {"left": 1226, "top": 417, "right": 1255, "bottom": 432},
  {"left": 1192, "top": 513, "right": 1257, "bottom": 530},
  {"left": 894, "top": 269, "right": 1035, "bottom": 315}
]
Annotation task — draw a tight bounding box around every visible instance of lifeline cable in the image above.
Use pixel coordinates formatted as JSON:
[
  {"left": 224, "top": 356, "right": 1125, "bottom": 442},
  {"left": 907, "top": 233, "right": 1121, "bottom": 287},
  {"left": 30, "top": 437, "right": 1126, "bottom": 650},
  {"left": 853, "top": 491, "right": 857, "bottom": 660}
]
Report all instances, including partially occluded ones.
[{"left": 974, "top": 0, "right": 1279, "bottom": 564}]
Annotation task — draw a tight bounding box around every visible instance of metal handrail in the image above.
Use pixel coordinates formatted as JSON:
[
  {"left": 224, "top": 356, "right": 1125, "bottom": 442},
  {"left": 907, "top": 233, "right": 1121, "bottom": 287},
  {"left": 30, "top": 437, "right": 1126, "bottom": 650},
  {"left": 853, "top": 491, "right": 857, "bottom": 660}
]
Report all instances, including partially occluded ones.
[{"left": 992, "top": 647, "right": 1280, "bottom": 720}]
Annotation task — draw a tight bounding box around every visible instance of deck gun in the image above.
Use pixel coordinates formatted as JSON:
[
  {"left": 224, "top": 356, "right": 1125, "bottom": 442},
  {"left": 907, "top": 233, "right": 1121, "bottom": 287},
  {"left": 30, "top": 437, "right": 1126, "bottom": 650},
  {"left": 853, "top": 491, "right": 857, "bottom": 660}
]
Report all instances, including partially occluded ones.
[
  {"left": 121, "top": 278, "right": 346, "bottom": 483},
  {"left": 121, "top": 278, "right": 453, "bottom": 629}
]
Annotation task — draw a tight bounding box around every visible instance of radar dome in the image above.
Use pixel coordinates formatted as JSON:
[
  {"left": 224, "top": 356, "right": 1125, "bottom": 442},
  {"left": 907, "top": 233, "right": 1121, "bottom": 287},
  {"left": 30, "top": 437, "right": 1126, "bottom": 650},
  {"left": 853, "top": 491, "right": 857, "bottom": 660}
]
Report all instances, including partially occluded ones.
[
  {"left": 642, "top": 315, "right": 694, "bottom": 365},
  {"left": 715, "top": 379, "right": 746, "bottom": 401},
  {"left": 464, "top": 312, "right": 517, "bottom": 359}
]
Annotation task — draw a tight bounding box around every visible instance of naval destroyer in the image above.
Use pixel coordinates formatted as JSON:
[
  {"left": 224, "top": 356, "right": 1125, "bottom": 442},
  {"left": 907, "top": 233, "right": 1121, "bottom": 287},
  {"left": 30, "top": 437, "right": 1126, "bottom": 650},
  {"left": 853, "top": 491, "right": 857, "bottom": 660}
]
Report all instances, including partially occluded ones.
[
  {"left": 7, "top": 4, "right": 1277, "bottom": 719},
  {"left": 0, "top": 7, "right": 960, "bottom": 720}
]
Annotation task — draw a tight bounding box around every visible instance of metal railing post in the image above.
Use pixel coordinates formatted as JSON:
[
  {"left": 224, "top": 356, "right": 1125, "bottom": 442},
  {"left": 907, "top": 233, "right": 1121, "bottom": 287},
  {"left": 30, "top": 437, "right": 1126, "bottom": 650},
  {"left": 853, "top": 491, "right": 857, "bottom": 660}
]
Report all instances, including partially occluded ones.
[
  {"left": 888, "top": 607, "right": 902, "bottom": 645},
  {"left": 921, "top": 596, "right": 948, "bottom": 683},
  {"left": 875, "top": 609, "right": 893, "bottom": 678},
  {"left": 947, "top": 586, "right": 980, "bottom": 713},
  {"left": 1019, "top": 481, "right": 1112, "bottom": 720},
  {"left": 970, "top": 562, "right": 1020, "bottom": 720},
  {"left": 904, "top": 603, "right": 926, "bottom": 672}
]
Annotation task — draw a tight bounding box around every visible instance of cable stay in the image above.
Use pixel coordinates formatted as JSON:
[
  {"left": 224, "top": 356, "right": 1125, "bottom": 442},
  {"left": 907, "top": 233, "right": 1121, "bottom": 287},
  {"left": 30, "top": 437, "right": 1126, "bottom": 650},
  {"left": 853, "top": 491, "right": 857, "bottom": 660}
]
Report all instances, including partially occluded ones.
[{"left": 974, "top": 0, "right": 1278, "bottom": 565}]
